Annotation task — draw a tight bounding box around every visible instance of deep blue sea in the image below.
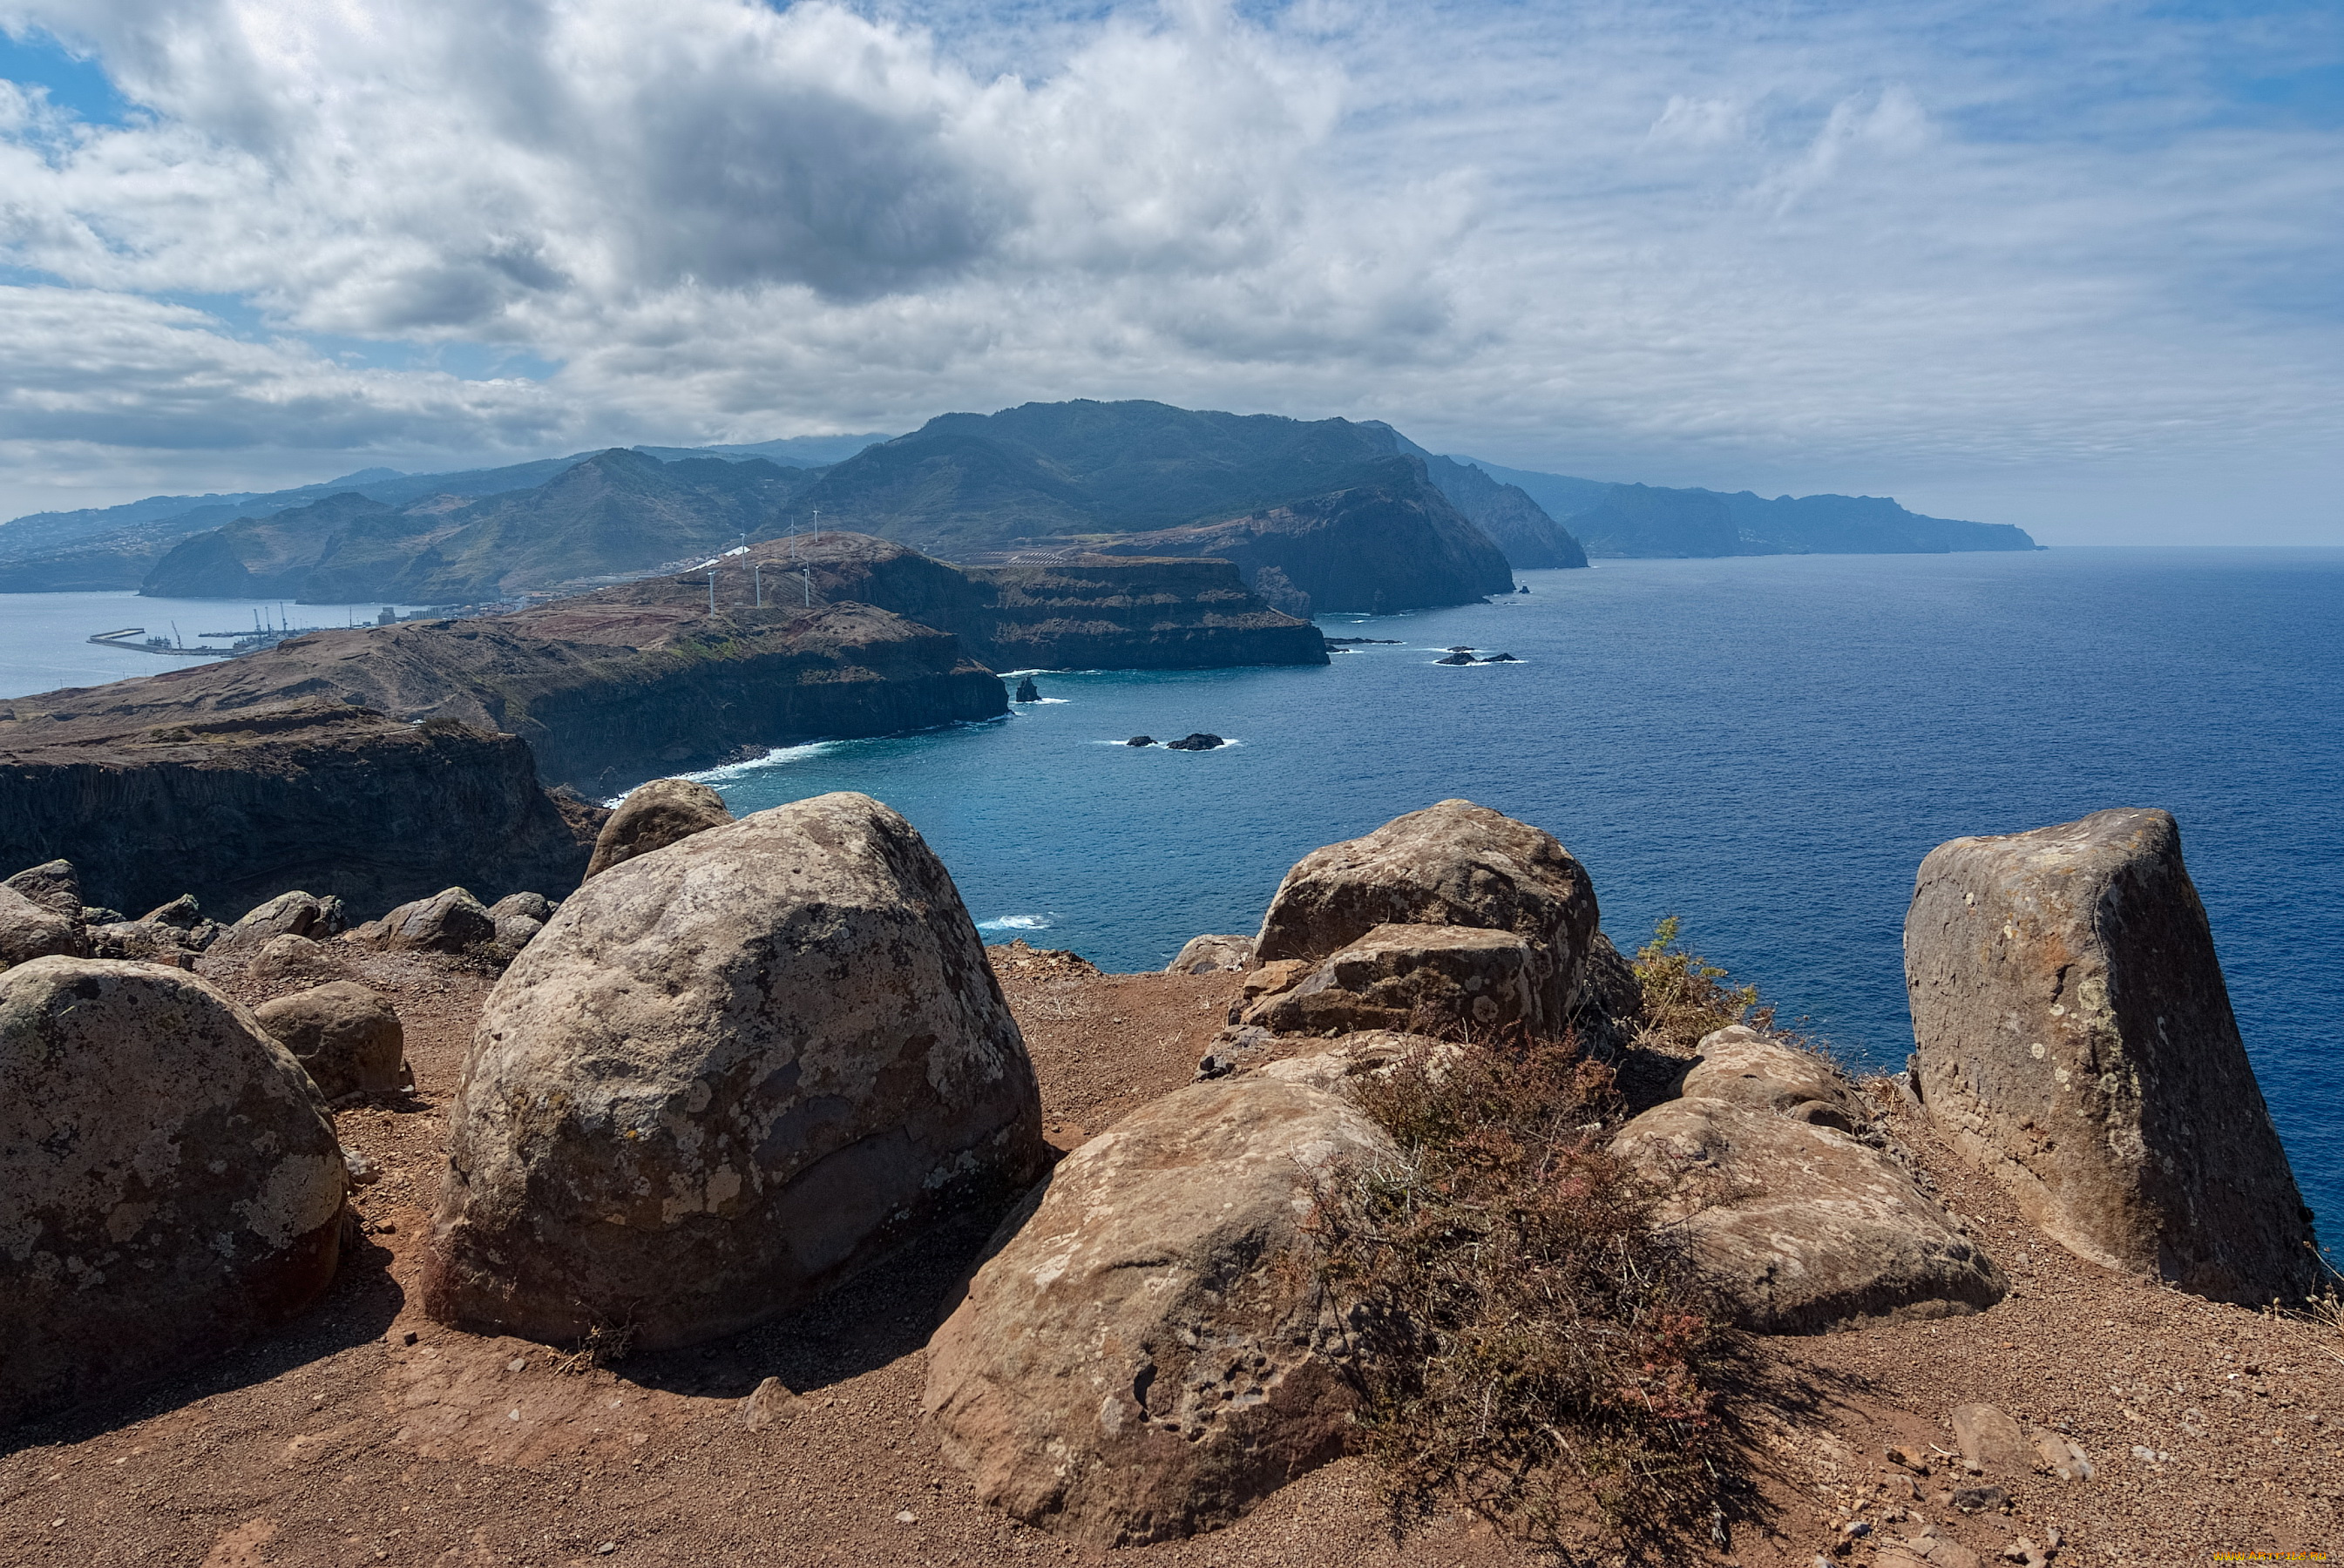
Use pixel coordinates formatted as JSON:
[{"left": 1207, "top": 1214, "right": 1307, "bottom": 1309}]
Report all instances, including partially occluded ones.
[{"left": 694, "top": 548, "right": 2344, "bottom": 1240}]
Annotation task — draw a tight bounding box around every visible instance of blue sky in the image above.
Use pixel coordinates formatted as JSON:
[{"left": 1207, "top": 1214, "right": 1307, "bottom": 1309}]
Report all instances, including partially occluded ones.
[{"left": 1, "top": 0, "right": 2338, "bottom": 541}]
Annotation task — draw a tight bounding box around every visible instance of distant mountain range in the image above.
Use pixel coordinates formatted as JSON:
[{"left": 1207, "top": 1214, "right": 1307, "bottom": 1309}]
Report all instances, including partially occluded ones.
[{"left": 0, "top": 402, "right": 2035, "bottom": 608}]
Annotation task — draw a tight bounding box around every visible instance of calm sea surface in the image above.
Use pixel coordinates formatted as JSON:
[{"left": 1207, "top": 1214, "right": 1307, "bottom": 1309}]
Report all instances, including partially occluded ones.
[
  {"left": 700, "top": 548, "right": 2344, "bottom": 1238},
  {"left": 0, "top": 591, "right": 420, "bottom": 699},
  {"left": 2, "top": 554, "right": 2336, "bottom": 1239}
]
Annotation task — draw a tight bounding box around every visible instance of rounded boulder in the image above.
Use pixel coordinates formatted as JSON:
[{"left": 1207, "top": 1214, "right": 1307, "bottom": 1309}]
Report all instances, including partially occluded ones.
[
  {"left": 0, "top": 958, "right": 347, "bottom": 1428},
  {"left": 423, "top": 791, "right": 1047, "bottom": 1348},
  {"left": 1254, "top": 799, "right": 1600, "bottom": 1024},
  {"left": 585, "top": 777, "right": 733, "bottom": 878},
  {"left": 254, "top": 981, "right": 407, "bottom": 1099}
]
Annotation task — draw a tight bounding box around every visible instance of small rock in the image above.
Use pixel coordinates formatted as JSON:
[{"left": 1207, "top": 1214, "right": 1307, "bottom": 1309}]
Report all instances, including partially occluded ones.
[
  {"left": 1481, "top": 652, "right": 1519, "bottom": 662},
  {"left": 1124, "top": 735, "right": 1155, "bottom": 747},
  {"left": 1433, "top": 652, "right": 1475, "bottom": 665},
  {"left": 2030, "top": 1428, "right": 2094, "bottom": 1481},
  {"left": 894, "top": 1511, "right": 917, "bottom": 1525},
  {"left": 1950, "top": 1484, "right": 2009, "bottom": 1514},
  {"left": 1162, "top": 732, "right": 1225, "bottom": 751},
  {"left": 1164, "top": 933, "right": 1255, "bottom": 975},
  {"left": 1951, "top": 1402, "right": 2029, "bottom": 1475},
  {"left": 342, "top": 1146, "right": 383, "bottom": 1185},
  {"left": 488, "top": 892, "right": 553, "bottom": 952},
  {"left": 1886, "top": 1445, "right": 1927, "bottom": 1473},
  {"left": 507, "top": 1356, "right": 528, "bottom": 1373},
  {"left": 736, "top": 1376, "right": 803, "bottom": 1430},
  {"left": 2004, "top": 1539, "right": 2047, "bottom": 1567},
  {"left": 1843, "top": 1519, "right": 1872, "bottom": 1538}
]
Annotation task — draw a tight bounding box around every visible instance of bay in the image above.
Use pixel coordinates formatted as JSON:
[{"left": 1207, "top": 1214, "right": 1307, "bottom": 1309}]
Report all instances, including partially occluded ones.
[
  {"left": 0, "top": 590, "right": 420, "bottom": 699},
  {"left": 702, "top": 547, "right": 2344, "bottom": 1240}
]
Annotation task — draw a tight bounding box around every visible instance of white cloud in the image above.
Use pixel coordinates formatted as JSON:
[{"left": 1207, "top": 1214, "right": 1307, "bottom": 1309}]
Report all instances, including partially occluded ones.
[{"left": 0, "top": 0, "right": 2339, "bottom": 540}]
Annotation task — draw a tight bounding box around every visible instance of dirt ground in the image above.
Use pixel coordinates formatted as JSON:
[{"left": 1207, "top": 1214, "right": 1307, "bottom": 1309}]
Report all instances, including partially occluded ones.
[{"left": 2, "top": 940, "right": 2338, "bottom": 1568}]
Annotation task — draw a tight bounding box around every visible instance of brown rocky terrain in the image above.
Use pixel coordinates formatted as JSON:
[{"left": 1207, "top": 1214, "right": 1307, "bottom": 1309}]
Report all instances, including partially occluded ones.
[
  {"left": 3, "top": 798, "right": 2337, "bottom": 1568},
  {"left": 1, "top": 929, "right": 2335, "bottom": 1568}
]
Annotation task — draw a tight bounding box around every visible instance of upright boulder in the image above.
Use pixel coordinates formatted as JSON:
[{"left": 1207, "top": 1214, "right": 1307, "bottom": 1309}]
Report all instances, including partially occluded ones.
[
  {"left": 0, "top": 884, "right": 82, "bottom": 971},
  {"left": 254, "top": 982, "right": 407, "bottom": 1099},
  {"left": 585, "top": 778, "right": 733, "bottom": 878},
  {"left": 1613, "top": 1027, "right": 2007, "bottom": 1333},
  {"left": 925, "top": 1076, "right": 1395, "bottom": 1546},
  {"left": 1904, "top": 808, "right": 2319, "bottom": 1301},
  {"left": 423, "top": 792, "right": 1047, "bottom": 1348},
  {"left": 0, "top": 958, "right": 347, "bottom": 1427},
  {"left": 1253, "top": 800, "right": 1598, "bottom": 1025}
]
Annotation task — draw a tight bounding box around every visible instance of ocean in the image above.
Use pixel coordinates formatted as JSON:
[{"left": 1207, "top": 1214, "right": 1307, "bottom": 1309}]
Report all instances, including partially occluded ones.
[
  {"left": 696, "top": 547, "right": 2344, "bottom": 1239},
  {"left": 2, "top": 552, "right": 2336, "bottom": 1240}
]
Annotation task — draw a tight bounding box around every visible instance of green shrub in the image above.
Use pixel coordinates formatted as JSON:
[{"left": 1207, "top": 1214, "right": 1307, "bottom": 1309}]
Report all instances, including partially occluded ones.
[
  {"left": 1626, "top": 915, "right": 1763, "bottom": 1055},
  {"left": 1311, "top": 1030, "right": 1744, "bottom": 1552}
]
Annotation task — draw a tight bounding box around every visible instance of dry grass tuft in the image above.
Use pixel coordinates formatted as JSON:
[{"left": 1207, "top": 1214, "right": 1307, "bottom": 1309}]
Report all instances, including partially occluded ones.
[{"left": 1311, "top": 1027, "right": 1746, "bottom": 1555}]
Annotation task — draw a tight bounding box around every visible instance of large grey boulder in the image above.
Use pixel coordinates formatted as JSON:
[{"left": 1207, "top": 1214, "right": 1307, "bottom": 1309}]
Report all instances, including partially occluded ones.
[
  {"left": 0, "top": 957, "right": 347, "bottom": 1427},
  {"left": 423, "top": 792, "right": 1047, "bottom": 1348},
  {"left": 585, "top": 777, "right": 733, "bottom": 878},
  {"left": 0, "top": 883, "right": 83, "bottom": 971},
  {"left": 1243, "top": 923, "right": 1543, "bottom": 1037},
  {"left": 1904, "top": 808, "right": 2319, "bottom": 1302},
  {"left": 254, "top": 982, "right": 407, "bottom": 1099},
  {"left": 231, "top": 890, "right": 347, "bottom": 943},
  {"left": 1253, "top": 800, "right": 1599, "bottom": 1024},
  {"left": 925, "top": 1076, "right": 1395, "bottom": 1546},
  {"left": 359, "top": 886, "right": 496, "bottom": 954},
  {"left": 1612, "top": 1027, "right": 2007, "bottom": 1333},
  {"left": 3, "top": 860, "right": 83, "bottom": 922}
]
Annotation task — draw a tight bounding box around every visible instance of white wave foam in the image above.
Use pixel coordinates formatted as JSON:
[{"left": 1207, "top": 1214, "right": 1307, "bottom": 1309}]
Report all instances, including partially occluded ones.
[{"left": 977, "top": 914, "right": 1053, "bottom": 932}]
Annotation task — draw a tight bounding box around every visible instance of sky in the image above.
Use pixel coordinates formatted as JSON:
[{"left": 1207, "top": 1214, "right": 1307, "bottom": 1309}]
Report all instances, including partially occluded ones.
[{"left": 0, "top": 0, "right": 2339, "bottom": 543}]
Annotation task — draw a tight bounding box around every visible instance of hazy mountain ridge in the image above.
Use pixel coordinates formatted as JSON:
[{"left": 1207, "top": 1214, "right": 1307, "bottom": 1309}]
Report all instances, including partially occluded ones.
[
  {"left": 0, "top": 401, "right": 2033, "bottom": 602},
  {"left": 1461, "top": 458, "right": 2036, "bottom": 556},
  {"left": 140, "top": 450, "right": 812, "bottom": 604}
]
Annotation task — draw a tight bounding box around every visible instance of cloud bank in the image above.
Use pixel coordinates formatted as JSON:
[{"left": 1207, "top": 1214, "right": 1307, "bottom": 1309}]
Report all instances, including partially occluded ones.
[{"left": 1, "top": 0, "right": 2339, "bottom": 540}]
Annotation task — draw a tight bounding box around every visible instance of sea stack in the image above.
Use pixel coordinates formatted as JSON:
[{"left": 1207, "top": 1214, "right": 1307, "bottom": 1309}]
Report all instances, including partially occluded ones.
[{"left": 1904, "top": 808, "right": 2320, "bottom": 1302}]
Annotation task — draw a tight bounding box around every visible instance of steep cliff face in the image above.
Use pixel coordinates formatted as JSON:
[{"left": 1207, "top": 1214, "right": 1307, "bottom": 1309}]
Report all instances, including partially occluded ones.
[
  {"left": 587, "top": 534, "right": 1327, "bottom": 672},
  {"left": 1417, "top": 456, "right": 1589, "bottom": 569},
  {"left": 32, "top": 596, "right": 1009, "bottom": 795},
  {"left": 0, "top": 702, "right": 593, "bottom": 919},
  {"left": 954, "top": 558, "right": 1328, "bottom": 670},
  {"left": 1095, "top": 459, "right": 1514, "bottom": 613},
  {"left": 1565, "top": 484, "right": 1742, "bottom": 558}
]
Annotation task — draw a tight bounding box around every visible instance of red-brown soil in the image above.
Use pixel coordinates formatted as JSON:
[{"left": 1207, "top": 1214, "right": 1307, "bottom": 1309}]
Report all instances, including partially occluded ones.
[{"left": 3, "top": 944, "right": 2336, "bottom": 1567}]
